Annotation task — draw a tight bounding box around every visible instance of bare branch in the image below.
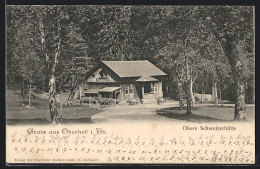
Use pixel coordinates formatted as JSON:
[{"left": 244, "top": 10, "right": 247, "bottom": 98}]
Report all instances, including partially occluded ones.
[{"left": 192, "top": 75, "right": 198, "bottom": 83}]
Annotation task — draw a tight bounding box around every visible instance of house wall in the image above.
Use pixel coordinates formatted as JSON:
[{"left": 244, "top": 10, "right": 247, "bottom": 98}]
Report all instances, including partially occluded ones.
[
  {"left": 158, "top": 82, "right": 163, "bottom": 98},
  {"left": 82, "top": 81, "right": 164, "bottom": 102},
  {"left": 120, "top": 83, "right": 139, "bottom": 101},
  {"left": 119, "top": 81, "right": 164, "bottom": 102}
]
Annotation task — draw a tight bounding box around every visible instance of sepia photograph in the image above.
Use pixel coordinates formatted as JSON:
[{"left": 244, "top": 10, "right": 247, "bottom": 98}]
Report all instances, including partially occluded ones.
[{"left": 5, "top": 5, "right": 255, "bottom": 164}]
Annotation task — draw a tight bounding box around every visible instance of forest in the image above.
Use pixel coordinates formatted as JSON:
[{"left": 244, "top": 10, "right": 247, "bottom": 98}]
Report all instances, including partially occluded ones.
[{"left": 6, "top": 6, "right": 254, "bottom": 122}]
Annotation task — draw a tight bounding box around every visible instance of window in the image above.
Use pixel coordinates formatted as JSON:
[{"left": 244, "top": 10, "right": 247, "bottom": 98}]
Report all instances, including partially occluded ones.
[
  {"left": 125, "top": 86, "right": 129, "bottom": 95},
  {"left": 154, "top": 84, "right": 158, "bottom": 92},
  {"left": 150, "top": 83, "right": 154, "bottom": 91},
  {"left": 99, "top": 69, "right": 107, "bottom": 78},
  {"left": 130, "top": 84, "right": 134, "bottom": 94}
]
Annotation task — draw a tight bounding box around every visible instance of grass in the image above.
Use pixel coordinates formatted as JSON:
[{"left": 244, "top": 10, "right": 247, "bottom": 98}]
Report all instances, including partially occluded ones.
[
  {"left": 6, "top": 90, "right": 99, "bottom": 125},
  {"left": 6, "top": 90, "right": 255, "bottom": 124},
  {"left": 156, "top": 104, "right": 255, "bottom": 123}
]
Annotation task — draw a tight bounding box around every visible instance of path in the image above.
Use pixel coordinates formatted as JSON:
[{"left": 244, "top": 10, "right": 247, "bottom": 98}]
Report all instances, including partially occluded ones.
[{"left": 91, "top": 101, "right": 180, "bottom": 124}]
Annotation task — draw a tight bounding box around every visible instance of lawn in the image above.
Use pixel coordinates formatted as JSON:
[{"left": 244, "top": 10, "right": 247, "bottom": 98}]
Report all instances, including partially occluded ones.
[
  {"left": 156, "top": 103, "right": 255, "bottom": 123},
  {"left": 6, "top": 90, "right": 100, "bottom": 125}
]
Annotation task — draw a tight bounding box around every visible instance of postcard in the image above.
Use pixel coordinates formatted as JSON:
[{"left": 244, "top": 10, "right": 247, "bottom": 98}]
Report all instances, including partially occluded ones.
[{"left": 6, "top": 5, "right": 255, "bottom": 164}]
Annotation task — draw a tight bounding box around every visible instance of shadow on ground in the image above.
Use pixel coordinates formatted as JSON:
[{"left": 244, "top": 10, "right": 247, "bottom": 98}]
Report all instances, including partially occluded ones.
[
  {"left": 156, "top": 107, "right": 230, "bottom": 122},
  {"left": 6, "top": 118, "right": 94, "bottom": 125}
]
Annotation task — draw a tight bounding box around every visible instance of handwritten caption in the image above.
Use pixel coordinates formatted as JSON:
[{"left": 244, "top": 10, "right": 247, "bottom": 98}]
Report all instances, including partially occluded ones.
[{"left": 9, "top": 127, "right": 254, "bottom": 164}]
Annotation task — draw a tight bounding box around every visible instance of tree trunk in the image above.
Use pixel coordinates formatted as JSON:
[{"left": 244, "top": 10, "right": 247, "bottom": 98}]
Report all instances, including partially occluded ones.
[
  {"left": 73, "top": 88, "right": 78, "bottom": 100},
  {"left": 224, "top": 39, "right": 246, "bottom": 120},
  {"left": 190, "top": 78, "right": 196, "bottom": 107},
  {"left": 184, "top": 39, "right": 192, "bottom": 114},
  {"left": 49, "top": 75, "right": 59, "bottom": 124},
  {"left": 42, "top": 75, "right": 45, "bottom": 92},
  {"left": 37, "top": 14, "right": 61, "bottom": 123},
  {"left": 38, "top": 16, "right": 50, "bottom": 93},
  {"left": 186, "top": 80, "right": 192, "bottom": 114},
  {"left": 68, "top": 90, "right": 74, "bottom": 101},
  {"left": 79, "top": 85, "right": 82, "bottom": 101},
  {"left": 21, "top": 77, "right": 25, "bottom": 98},
  {"left": 214, "top": 83, "right": 218, "bottom": 104},
  {"left": 220, "top": 91, "right": 222, "bottom": 100},
  {"left": 251, "top": 86, "right": 255, "bottom": 104},
  {"left": 213, "top": 82, "right": 218, "bottom": 106},
  {"left": 49, "top": 41, "right": 61, "bottom": 124},
  {"left": 201, "top": 77, "right": 204, "bottom": 103},
  {"left": 212, "top": 85, "right": 215, "bottom": 100},
  {"left": 233, "top": 80, "right": 246, "bottom": 120},
  {"left": 28, "top": 84, "right": 31, "bottom": 107},
  {"left": 177, "top": 82, "right": 184, "bottom": 108},
  {"left": 201, "top": 91, "right": 204, "bottom": 103}
]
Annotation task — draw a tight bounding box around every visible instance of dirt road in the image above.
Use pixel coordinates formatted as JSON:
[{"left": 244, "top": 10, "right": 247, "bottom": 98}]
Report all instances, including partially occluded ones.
[{"left": 91, "top": 101, "right": 180, "bottom": 124}]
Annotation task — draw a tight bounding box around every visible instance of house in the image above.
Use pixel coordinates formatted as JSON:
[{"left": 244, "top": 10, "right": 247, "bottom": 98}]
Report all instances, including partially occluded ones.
[{"left": 79, "top": 60, "right": 167, "bottom": 104}]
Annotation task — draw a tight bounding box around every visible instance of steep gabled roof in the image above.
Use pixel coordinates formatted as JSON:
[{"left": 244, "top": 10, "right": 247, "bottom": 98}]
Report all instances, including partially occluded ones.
[{"left": 102, "top": 60, "right": 166, "bottom": 78}]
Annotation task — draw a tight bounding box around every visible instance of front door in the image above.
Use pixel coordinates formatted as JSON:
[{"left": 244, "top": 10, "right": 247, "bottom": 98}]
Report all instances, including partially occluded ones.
[
  {"left": 144, "top": 83, "right": 151, "bottom": 93},
  {"left": 115, "top": 91, "right": 120, "bottom": 103},
  {"left": 144, "top": 82, "right": 154, "bottom": 94}
]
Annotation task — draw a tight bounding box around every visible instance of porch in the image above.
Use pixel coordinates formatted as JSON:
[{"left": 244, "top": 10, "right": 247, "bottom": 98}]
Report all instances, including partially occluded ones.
[
  {"left": 98, "top": 87, "right": 121, "bottom": 105},
  {"left": 136, "top": 76, "right": 163, "bottom": 104},
  {"left": 82, "top": 87, "right": 121, "bottom": 105}
]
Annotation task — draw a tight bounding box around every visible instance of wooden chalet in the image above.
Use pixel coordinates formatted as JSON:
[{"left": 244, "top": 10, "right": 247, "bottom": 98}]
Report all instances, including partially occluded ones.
[{"left": 79, "top": 60, "right": 167, "bottom": 104}]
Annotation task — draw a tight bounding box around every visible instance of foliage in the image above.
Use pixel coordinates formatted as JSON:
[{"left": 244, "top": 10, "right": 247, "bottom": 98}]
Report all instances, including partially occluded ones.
[{"left": 6, "top": 6, "right": 254, "bottom": 109}]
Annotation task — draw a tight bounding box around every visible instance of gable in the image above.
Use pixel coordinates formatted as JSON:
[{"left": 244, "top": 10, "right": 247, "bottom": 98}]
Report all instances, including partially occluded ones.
[{"left": 86, "top": 64, "right": 117, "bottom": 83}]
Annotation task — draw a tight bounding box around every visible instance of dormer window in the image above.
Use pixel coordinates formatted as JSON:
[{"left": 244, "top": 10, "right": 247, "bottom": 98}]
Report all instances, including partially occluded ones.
[{"left": 99, "top": 69, "right": 107, "bottom": 79}]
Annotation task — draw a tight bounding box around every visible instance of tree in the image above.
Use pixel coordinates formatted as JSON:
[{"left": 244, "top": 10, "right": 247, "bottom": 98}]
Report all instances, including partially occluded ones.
[
  {"left": 6, "top": 6, "right": 43, "bottom": 104},
  {"left": 151, "top": 7, "right": 205, "bottom": 113},
  {"left": 6, "top": 6, "right": 254, "bottom": 122},
  {"left": 199, "top": 6, "right": 254, "bottom": 120},
  {"left": 95, "top": 6, "right": 133, "bottom": 61},
  {"left": 57, "top": 24, "right": 90, "bottom": 102},
  {"left": 155, "top": 6, "right": 253, "bottom": 117},
  {"left": 199, "top": 40, "right": 232, "bottom": 106},
  {"left": 35, "top": 6, "right": 68, "bottom": 124},
  {"left": 14, "top": 31, "right": 42, "bottom": 107}
]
